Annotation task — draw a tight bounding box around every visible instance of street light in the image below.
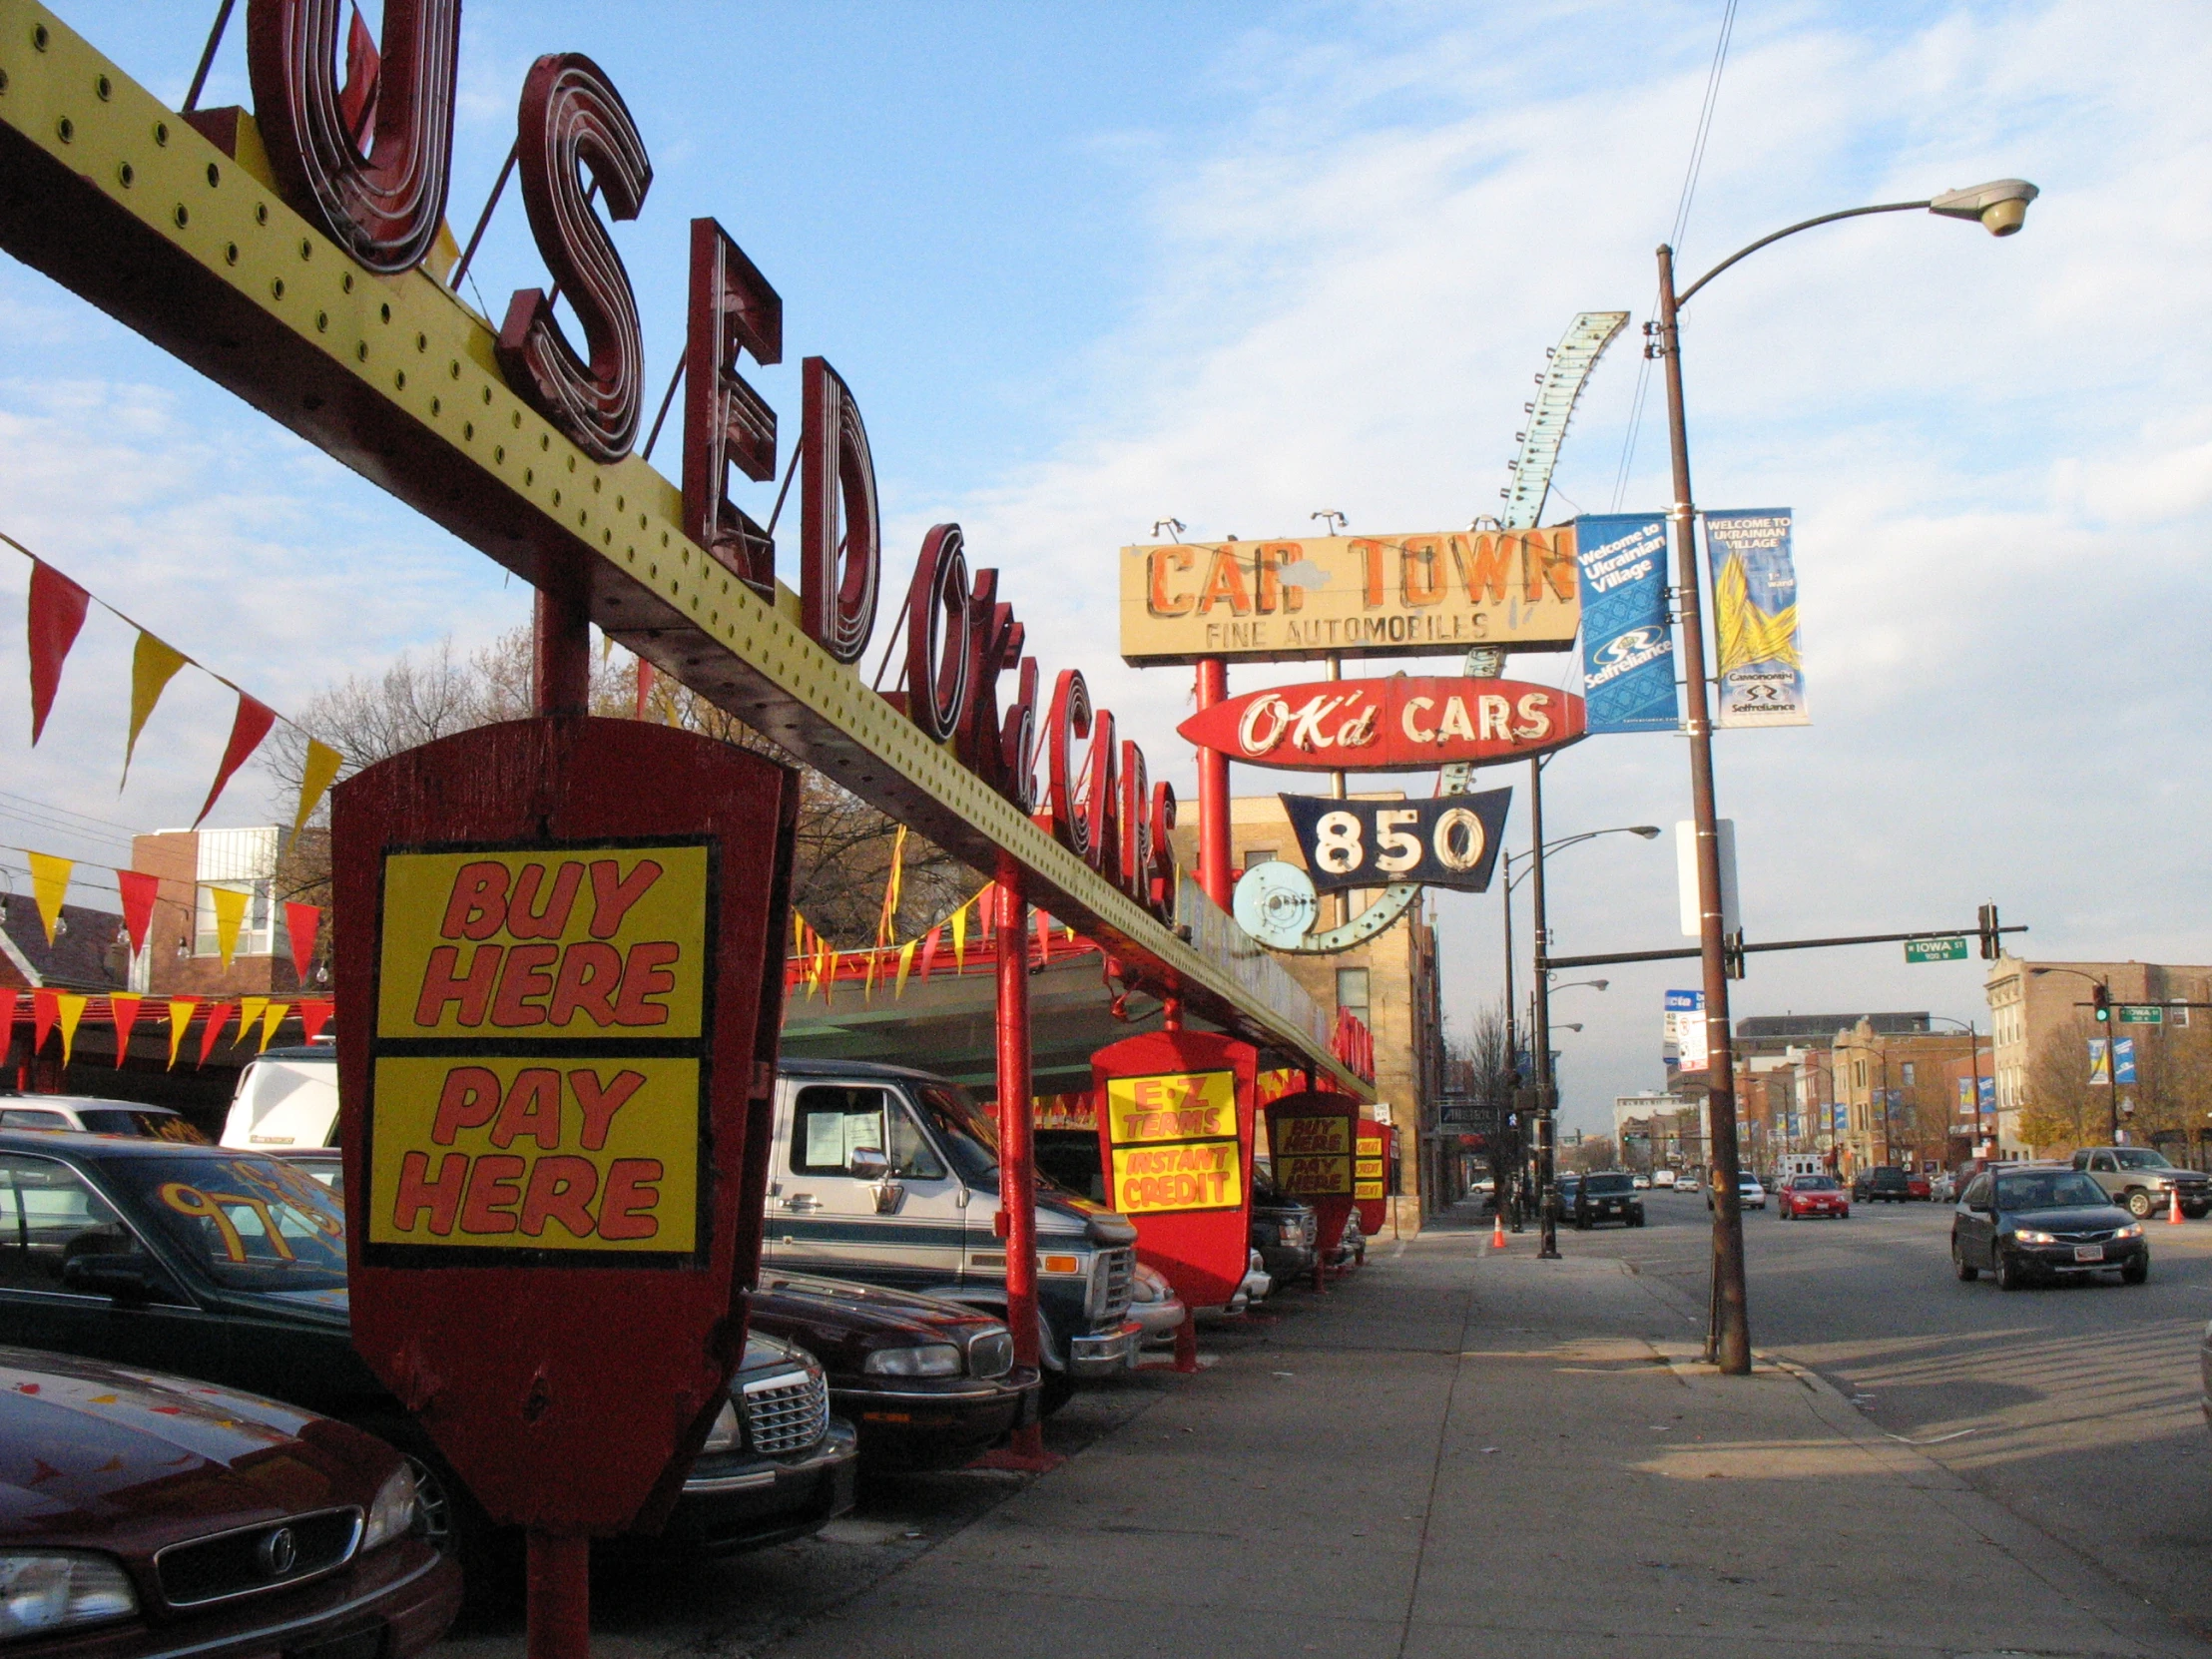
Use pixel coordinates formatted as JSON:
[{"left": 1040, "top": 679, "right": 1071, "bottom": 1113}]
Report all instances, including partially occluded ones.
[
  {"left": 1654, "top": 176, "right": 2037, "bottom": 1375},
  {"left": 2030, "top": 966, "right": 2120, "bottom": 1141},
  {"left": 1507, "top": 813, "right": 1661, "bottom": 1261}
]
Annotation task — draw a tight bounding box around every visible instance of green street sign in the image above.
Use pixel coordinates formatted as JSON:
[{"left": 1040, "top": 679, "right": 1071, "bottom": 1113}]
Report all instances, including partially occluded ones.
[
  {"left": 2117, "top": 1004, "right": 2165, "bottom": 1025},
  {"left": 1905, "top": 936, "right": 1968, "bottom": 963}
]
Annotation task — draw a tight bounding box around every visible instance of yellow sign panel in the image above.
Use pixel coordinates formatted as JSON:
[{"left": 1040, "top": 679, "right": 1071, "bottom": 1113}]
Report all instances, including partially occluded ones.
[
  {"left": 377, "top": 846, "right": 708, "bottom": 1041},
  {"left": 1120, "top": 530, "right": 1581, "bottom": 666},
  {"left": 367, "top": 1056, "right": 700, "bottom": 1252},
  {"left": 1105, "top": 1070, "right": 1237, "bottom": 1145},
  {"left": 1355, "top": 1156, "right": 1386, "bottom": 1200},
  {"left": 1109, "top": 1140, "right": 1242, "bottom": 1215},
  {"left": 1275, "top": 1115, "right": 1351, "bottom": 1157},
  {"left": 1280, "top": 1153, "right": 1354, "bottom": 1197}
]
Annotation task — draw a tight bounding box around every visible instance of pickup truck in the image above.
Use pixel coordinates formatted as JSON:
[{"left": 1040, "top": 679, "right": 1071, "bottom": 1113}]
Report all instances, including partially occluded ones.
[
  {"left": 2070, "top": 1146, "right": 2212, "bottom": 1219},
  {"left": 765, "top": 1059, "right": 1142, "bottom": 1409}
]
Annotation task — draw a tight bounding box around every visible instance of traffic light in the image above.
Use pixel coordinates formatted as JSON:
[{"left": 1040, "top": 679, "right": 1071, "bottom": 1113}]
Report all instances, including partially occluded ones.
[
  {"left": 1723, "top": 929, "right": 1746, "bottom": 980},
  {"left": 1977, "top": 902, "right": 2001, "bottom": 961},
  {"left": 2092, "top": 984, "right": 2110, "bottom": 1023}
]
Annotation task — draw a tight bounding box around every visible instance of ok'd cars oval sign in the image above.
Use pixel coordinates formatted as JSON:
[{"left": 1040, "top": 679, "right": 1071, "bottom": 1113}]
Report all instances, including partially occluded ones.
[{"left": 1177, "top": 677, "right": 1585, "bottom": 771}]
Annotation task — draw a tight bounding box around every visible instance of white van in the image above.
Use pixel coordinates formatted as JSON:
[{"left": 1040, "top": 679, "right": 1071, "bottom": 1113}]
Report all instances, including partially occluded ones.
[
  {"left": 1651, "top": 1168, "right": 1678, "bottom": 1189},
  {"left": 221, "top": 1040, "right": 339, "bottom": 1149}
]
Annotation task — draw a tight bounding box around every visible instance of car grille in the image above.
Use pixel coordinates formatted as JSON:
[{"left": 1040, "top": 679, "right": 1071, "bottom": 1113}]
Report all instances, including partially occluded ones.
[
  {"left": 966, "top": 1329, "right": 1014, "bottom": 1379},
  {"left": 2046, "top": 1228, "right": 2118, "bottom": 1245},
  {"left": 1094, "top": 1246, "right": 1135, "bottom": 1322},
  {"left": 155, "top": 1507, "right": 360, "bottom": 1608},
  {"left": 742, "top": 1368, "right": 829, "bottom": 1455}
]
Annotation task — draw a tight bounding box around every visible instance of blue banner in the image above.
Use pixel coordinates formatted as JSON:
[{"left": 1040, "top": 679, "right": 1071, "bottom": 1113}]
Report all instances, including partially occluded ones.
[
  {"left": 1703, "top": 509, "right": 1807, "bottom": 727},
  {"left": 1976, "top": 1076, "right": 1996, "bottom": 1111},
  {"left": 2115, "top": 1037, "right": 2137, "bottom": 1084},
  {"left": 1574, "top": 514, "right": 1677, "bottom": 733}
]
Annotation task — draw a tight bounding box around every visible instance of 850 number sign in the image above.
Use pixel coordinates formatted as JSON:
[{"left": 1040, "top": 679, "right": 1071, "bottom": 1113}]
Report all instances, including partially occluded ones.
[{"left": 1279, "top": 790, "right": 1511, "bottom": 893}]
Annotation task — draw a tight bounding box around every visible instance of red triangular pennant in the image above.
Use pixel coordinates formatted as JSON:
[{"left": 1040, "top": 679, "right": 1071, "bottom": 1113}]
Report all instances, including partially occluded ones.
[
  {"left": 27, "top": 560, "right": 91, "bottom": 745},
  {"left": 920, "top": 923, "right": 941, "bottom": 981},
  {"left": 198, "top": 1002, "right": 232, "bottom": 1068},
  {"left": 110, "top": 994, "right": 142, "bottom": 1066},
  {"left": 31, "top": 988, "right": 58, "bottom": 1054},
  {"left": 115, "top": 869, "right": 160, "bottom": 958},
  {"left": 194, "top": 694, "right": 277, "bottom": 827},
  {"left": 283, "top": 902, "right": 321, "bottom": 983},
  {"left": 636, "top": 659, "right": 655, "bottom": 719},
  {"left": 298, "top": 998, "right": 334, "bottom": 1043}
]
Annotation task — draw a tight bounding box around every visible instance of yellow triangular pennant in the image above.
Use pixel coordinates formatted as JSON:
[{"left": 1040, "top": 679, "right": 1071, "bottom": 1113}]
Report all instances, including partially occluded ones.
[
  {"left": 895, "top": 939, "right": 916, "bottom": 998},
  {"left": 123, "top": 632, "right": 190, "bottom": 790},
  {"left": 55, "top": 993, "right": 87, "bottom": 1066},
  {"left": 166, "top": 999, "right": 197, "bottom": 1070},
  {"left": 292, "top": 740, "right": 344, "bottom": 834},
  {"left": 236, "top": 995, "right": 269, "bottom": 1042},
  {"left": 951, "top": 898, "right": 968, "bottom": 973},
  {"left": 259, "top": 1000, "right": 286, "bottom": 1051},
  {"left": 211, "top": 886, "right": 249, "bottom": 967},
  {"left": 26, "top": 850, "right": 71, "bottom": 943}
]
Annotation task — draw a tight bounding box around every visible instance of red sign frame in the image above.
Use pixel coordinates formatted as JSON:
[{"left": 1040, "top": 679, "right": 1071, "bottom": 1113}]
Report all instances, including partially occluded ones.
[
  {"left": 1092, "top": 1031, "right": 1257, "bottom": 1310},
  {"left": 1265, "top": 1091, "right": 1363, "bottom": 1265},
  {"left": 1177, "top": 677, "right": 1585, "bottom": 772},
  {"left": 333, "top": 716, "right": 798, "bottom": 1535}
]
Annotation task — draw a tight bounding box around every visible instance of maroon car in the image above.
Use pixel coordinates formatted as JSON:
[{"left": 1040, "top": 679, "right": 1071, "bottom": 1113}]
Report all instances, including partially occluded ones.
[{"left": 0, "top": 1349, "right": 458, "bottom": 1659}]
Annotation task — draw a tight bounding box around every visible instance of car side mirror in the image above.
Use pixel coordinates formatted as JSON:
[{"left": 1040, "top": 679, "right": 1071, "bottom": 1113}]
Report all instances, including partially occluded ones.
[
  {"left": 847, "top": 1146, "right": 890, "bottom": 1182},
  {"left": 62, "top": 1254, "right": 178, "bottom": 1305}
]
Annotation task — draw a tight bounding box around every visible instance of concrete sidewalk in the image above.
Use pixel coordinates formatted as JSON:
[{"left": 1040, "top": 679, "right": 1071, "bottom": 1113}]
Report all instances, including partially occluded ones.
[{"left": 759, "top": 1206, "right": 2212, "bottom": 1659}]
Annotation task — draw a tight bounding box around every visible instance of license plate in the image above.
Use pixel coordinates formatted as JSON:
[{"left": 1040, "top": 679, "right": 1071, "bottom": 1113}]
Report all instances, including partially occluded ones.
[{"left": 2073, "top": 1245, "right": 2104, "bottom": 1262}]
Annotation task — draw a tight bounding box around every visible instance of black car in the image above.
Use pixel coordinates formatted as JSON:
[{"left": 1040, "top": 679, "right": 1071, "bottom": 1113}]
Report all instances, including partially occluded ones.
[
  {"left": 1551, "top": 1173, "right": 1581, "bottom": 1220},
  {"left": 0, "top": 1131, "right": 857, "bottom": 1580},
  {"left": 1853, "top": 1167, "right": 1913, "bottom": 1203},
  {"left": 1249, "top": 1164, "right": 1319, "bottom": 1285},
  {"left": 1951, "top": 1165, "right": 2149, "bottom": 1290},
  {"left": 1572, "top": 1171, "right": 1644, "bottom": 1230}
]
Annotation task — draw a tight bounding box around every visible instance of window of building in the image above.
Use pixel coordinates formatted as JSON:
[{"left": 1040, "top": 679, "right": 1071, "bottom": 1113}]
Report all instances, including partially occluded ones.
[
  {"left": 1901, "top": 1062, "right": 1917, "bottom": 1086},
  {"left": 1854, "top": 1060, "right": 1867, "bottom": 1089},
  {"left": 1336, "top": 968, "right": 1370, "bottom": 1021},
  {"left": 1244, "top": 847, "right": 1276, "bottom": 867}
]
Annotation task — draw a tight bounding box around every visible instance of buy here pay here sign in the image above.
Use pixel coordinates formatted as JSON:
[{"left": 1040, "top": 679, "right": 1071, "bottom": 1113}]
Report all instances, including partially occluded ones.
[{"left": 368, "top": 841, "right": 715, "bottom": 1260}]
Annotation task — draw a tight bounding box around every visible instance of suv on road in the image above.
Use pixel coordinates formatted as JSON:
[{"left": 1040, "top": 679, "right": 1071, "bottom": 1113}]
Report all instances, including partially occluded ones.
[
  {"left": 1853, "top": 1167, "right": 1913, "bottom": 1203},
  {"left": 1572, "top": 1171, "right": 1644, "bottom": 1229},
  {"left": 2070, "top": 1146, "right": 2212, "bottom": 1219}
]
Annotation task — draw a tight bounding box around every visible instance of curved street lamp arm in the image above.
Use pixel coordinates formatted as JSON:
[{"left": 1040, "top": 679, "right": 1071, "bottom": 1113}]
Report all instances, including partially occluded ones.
[{"left": 1677, "top": 201, "right": 1932, "bottom": 308}]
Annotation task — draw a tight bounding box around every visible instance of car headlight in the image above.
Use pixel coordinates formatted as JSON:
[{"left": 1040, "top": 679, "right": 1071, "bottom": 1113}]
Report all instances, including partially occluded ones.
[
  {"left": 701, "top": 1398, "right": 742, "bottom": 1453},
  {"left": 1131, "top": 1266, "right": 1169, "bottom": 1305},
  {"left": 0, "top": 1552, "right": 138, "bottom": 1637},
  {"left": 2013, "top": 1229, "right": 2057, "bottom": 1245},
  {"left": 863, "top": 1345, "right": 962, "bottom": 1378},
  {"left": 361, "top": 1463, "right": 421, "bottom": 1552},
  {"left": 1278, "top": 1222, "right": 1303, "bottom": 1245},
  {"left": 2116, "top": 1223, "right": 2145, "bottom": 1240}
]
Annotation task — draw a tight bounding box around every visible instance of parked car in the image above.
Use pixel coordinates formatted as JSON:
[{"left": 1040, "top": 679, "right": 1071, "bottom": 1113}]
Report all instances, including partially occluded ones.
[
  {"left": 1674, "top": 1175, "right": 1700, "bottom": 1194},
  {"left": 0, "top": 1130, "right": 858, "bottom": 1576},
  {"left": 1126, "top": 1262, "right": 1191, "bottom": 1343},
  {"left": 1631, "top": 1173, "right": 1652, "bottom": 1190},
  {"left": 1249, "top": 1165, "right": 1319, "bottom": 1285},
  {"left": 1228, "top": 1248, "right": 1273, "bottom": 1313},
  {"left": 1571, "top": 1171, "right": 1644, "bottom": 1229},
  {"left": 1930, "top": 1170, "right": 1957, "bottom": 1203},
  {"left": 2069, "top": 1146, "right": 2212, "bottom": 1220},
  {"left": 766, "top": 1062, "right": 1141, "bottom": 1408},
  {"left": 1906, "top": 1172, "right": 1934, "bottom": 1201},
  {"left": 747, "top": 1271, "right": 1039, "bottom": 1472},
  {"left": 1652, "top": 1169, "right": 1678, "bottom": 1189},
  {"left": 1706, "top": 1174, "right": 1766, "bottom": 1212},
  {"left": 1853, "top": 1167, "right": 1913, "bottom": 1203},
  {"left": 1775, "top": 1174, "right": 1849, "bottom": 1220},
  {"left": 0, "top": 1347, "right": 459, "bottom": 1659},
  {"left": 1553, "top": 1173, "right": 1581, "bottom": 1219},
  {"left": 221, "top": 1041, "right": 338, "bottom": 1149},
  {"left": 0, "top": 1097, "right": 206, "bottom": 1142},
  {"left": 1951, "top": 1164, "right": 2148, "bottom": 1290}
]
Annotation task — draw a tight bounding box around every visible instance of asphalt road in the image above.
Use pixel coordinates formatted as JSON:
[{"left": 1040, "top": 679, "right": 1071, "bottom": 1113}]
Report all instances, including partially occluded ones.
[{"left": 1573, "top": 1185, "right": 2212, "bottom": 1639}]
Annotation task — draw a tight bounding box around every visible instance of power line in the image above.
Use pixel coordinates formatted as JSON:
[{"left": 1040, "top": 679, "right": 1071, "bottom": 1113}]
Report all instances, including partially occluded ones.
[{"left": 1610, "top": 0, "right": 1740, "bottom": 511}]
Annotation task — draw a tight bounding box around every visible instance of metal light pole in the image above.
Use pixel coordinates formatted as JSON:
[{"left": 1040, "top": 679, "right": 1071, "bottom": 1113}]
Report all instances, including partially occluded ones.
[{"left": 1651, "top": 177, "right": 2037, "bottom": 1376}]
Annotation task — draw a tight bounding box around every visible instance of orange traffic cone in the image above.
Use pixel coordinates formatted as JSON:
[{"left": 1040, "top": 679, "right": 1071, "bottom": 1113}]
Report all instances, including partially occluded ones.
[
  {"left": 2169, "top": 1185, "right": 2186, "bottom": 1225},
  {"left": 1490, "top": 1213, "right": 1507, "bottom": 1250}
]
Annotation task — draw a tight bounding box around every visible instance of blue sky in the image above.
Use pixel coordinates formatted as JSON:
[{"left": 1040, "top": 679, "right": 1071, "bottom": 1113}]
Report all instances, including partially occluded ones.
[{"left": 1, "top": 2, "right": 2206, "bottom": 1130}]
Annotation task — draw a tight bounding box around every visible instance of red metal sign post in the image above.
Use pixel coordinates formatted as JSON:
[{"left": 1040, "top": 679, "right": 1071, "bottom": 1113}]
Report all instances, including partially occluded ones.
[
  {"left": 1092, "top": 1031, "right": 1258, "bottom": 1369},
  {"left": 992, "top": 851, "right": 1051, "bottom": 1467},
  {"left": 1265, "top": 1091, "right": 1362, "bottom": 1288},
  {"left": 333, "top": 717, "right": 797, "bottom": 1657}
]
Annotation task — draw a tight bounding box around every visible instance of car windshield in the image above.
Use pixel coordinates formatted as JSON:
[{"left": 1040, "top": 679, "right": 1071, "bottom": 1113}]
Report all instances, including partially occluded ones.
[
  {"left": 1995, "top": 1171, "right": 2108, "bottom": 1212},
  {"left": 75, "top": 1108, "right": 210, "bottom": 1143},
  {"left": 910, "top": 1084, "right": 1000, "bottom": 1186},
  {"left": 1792, "top": 1176, "right": 1838, "bottom": 1191},
  {"left": 1872, "top": 1169, "right": 1907, "bottom": 1183},
  {"left": 99, "top": 1153, "right": 346, "bottom": 1291},
  {"left": 1585, "top": 1175, "right": 1633, "bottom": 1195},
  {"left": 2112, "top": 1149, "right": 2173, "bottom": 1170}
]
